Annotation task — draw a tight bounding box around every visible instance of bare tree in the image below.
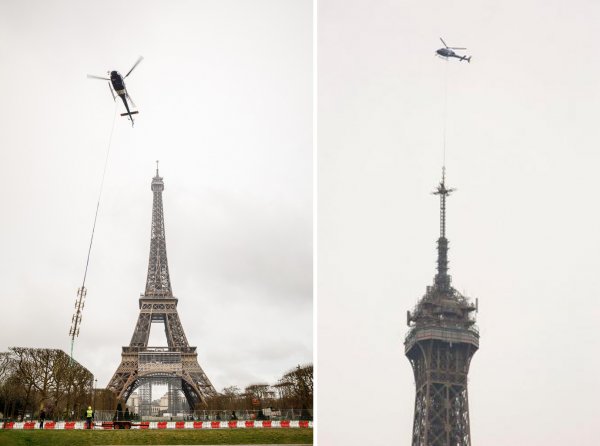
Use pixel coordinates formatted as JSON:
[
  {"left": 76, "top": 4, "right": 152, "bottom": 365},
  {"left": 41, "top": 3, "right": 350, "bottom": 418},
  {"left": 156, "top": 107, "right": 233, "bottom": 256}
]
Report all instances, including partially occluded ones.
[
  {"left": 0, "top": 353, "right": 13, "bottom": 383},
  {"left": 192, "top": 364, "right": 313, "bottom": 419},
  {"left": 0, "top": 348, "right": 92, "bottom": 420},
  {"left": 277, "top": 364, "right": 313, "bottom": 418}
]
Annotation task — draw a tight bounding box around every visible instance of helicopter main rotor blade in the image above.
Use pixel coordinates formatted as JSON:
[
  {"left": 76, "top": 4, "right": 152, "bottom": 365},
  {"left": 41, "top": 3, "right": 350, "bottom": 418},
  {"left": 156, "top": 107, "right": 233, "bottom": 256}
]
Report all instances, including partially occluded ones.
[
  {"left": 449, "top": 47, "right": 467, "bottom": 50},
  {"left": 440, "top": 37, "right": 448, "bottom": 48},
  {"left": 124, "top": 56, "right": 144, "bottom": 78},
  {"left": 87, "top": 74, "right": 110, "bottom": 80}
]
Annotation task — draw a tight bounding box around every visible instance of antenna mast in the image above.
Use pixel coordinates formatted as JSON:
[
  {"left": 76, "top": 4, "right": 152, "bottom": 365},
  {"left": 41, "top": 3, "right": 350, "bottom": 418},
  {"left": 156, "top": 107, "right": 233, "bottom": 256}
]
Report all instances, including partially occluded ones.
[
  {"left": 69, "top": 287, "right": 86, "bottom": 361},
  {"left": 432, "top": 167, "right": 455, "bottom": 291}
]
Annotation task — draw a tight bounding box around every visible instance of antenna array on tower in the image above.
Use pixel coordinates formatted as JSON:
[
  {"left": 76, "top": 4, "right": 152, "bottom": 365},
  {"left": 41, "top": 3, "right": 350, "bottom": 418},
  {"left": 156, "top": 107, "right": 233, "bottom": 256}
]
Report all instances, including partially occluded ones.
[{"left": 69, "top": 286, "right": 87, "bottom": 359}]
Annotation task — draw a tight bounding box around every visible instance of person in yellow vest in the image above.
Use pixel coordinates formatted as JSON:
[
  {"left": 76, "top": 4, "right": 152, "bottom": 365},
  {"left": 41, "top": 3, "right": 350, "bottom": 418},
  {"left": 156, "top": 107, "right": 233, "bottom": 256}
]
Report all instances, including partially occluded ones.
[{"left": 86, "top": 406, "right": 93, "bottom": 429}]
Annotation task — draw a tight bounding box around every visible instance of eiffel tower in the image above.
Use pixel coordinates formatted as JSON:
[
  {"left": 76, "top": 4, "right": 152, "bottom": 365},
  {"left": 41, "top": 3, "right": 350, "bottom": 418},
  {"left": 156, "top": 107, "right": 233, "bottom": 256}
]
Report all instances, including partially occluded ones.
[
  {"left": 405, "top": 169, "right": 479, "bottom": 445},
  {"left": 107, "top": 164, "right": 216, "bottom": 413}
]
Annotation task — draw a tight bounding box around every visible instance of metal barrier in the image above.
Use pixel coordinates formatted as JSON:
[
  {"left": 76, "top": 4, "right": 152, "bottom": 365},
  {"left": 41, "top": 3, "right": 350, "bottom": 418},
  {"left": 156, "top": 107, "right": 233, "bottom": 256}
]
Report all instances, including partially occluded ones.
[
  {"left": 191, "top": 409, "right": 313, "bottom": 421},
  {"left": 2, "top": 419, "right": 314, "bottom": 430},
  {"left": 91, "top": 408, "right": 312, "bottom": 422}
]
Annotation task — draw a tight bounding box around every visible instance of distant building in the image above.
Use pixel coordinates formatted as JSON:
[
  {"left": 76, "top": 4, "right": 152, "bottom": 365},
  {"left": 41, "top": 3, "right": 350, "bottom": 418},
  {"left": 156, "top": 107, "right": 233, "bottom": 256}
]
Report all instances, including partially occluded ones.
[{"left": 127, "top": 392, "right": 140, "bottom": 414}]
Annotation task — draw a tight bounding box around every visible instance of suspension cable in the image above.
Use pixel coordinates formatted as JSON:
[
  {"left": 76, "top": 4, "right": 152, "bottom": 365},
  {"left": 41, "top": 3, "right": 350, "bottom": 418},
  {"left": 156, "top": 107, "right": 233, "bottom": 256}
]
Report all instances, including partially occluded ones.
[
  {"left": 69, "top": 103, "right": 118, "bottom": 361},
  {"left": 442, "top": 58, "right": 449, "bottom": 169}
]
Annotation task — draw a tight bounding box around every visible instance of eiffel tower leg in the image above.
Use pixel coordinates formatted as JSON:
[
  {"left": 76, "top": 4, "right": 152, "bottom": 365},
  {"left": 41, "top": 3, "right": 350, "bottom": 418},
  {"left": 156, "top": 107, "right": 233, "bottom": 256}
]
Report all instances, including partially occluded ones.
[
  {"left": 107, "top": 353, "right": 139, "bottom": 401},
  {"left": 130, "top": 312, "right": 152, "bottom": 348},
  {"left": 164, "top": 313, "right": 189, "bottom": 348}
]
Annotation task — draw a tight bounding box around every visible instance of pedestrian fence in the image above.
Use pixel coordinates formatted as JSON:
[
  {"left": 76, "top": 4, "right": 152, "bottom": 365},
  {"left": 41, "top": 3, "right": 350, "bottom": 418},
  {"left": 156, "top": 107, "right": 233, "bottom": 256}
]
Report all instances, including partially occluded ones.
[
  {"left": 1, "top": 419, "right": 313, "bottom": 430},
  {"left": 93, "top": 408, "right": 312, "bottom": 422}
]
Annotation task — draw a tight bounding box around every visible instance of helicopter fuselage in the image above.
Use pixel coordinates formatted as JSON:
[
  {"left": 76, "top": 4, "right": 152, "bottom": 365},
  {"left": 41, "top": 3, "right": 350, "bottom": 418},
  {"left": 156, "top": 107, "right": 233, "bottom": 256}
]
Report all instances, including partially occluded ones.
[
  {"left": 436, "top": 38, "right": 471, "bottom": 63},
  {"left": 437, "top": 48, "right": 457, "bottom": 58},
  {"left": 110, "top": 71, "right": 126, "bottom": 96},
  {"left": 436, "top": 48, "right": 470, "bottom": 62},
  {"left": 88, "top": 57, "right": 142, "bottom": 127},
  {"left": 109, "top": 70, "right": 136, "bottom": 124}
]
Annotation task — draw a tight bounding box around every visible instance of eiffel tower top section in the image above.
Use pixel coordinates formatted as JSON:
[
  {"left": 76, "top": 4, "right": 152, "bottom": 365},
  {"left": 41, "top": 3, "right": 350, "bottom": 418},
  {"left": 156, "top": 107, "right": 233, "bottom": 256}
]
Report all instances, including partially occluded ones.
[
  {"left": 405, "top": 168, "right": 478, "bottom": 350},
  {"left": 145, "top": 161, "right": 173, "bottom": 298}
]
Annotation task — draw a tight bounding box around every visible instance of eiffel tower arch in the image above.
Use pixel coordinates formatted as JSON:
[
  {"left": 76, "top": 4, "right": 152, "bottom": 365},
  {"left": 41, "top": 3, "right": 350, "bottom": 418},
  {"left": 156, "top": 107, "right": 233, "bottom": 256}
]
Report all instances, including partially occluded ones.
[{"left": 107, "top": 165, "right": 216, "bottom": 414}]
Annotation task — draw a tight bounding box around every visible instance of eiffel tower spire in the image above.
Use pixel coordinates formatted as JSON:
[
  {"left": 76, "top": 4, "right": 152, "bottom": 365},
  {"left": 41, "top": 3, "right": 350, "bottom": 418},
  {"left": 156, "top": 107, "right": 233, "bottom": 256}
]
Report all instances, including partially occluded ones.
[
  {"left": 145, "top": 160, "right": 172, "bottom": 297},
  {"left": 432, "top": 166, "right": 455, "bottom": 292}
]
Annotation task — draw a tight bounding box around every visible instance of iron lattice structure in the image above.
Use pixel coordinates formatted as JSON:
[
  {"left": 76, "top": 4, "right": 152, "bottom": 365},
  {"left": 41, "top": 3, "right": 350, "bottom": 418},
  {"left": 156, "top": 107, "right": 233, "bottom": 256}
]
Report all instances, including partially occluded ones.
[
  {"left": 108, "top": 166, "right": 216, "bottom": 413},
  {"left": 405, "top": 170, "right": 479, "bottom": 446}
]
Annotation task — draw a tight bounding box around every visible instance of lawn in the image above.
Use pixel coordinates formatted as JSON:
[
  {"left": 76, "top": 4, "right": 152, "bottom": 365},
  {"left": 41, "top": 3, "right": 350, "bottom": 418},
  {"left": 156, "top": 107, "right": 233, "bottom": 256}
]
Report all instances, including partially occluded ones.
[{"left": 0, "top": 428, "right": 313, "bottom": 446}]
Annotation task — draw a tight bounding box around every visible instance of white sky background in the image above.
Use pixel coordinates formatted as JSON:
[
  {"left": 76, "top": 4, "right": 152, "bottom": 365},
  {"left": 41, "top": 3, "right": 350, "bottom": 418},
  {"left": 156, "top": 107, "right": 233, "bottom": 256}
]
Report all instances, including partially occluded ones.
[
  {"left": 318, "top": 0, "right": 599, "bottom": 445},
  {"left": 0, "top": 0, "right": 312, "bottom": 393}
]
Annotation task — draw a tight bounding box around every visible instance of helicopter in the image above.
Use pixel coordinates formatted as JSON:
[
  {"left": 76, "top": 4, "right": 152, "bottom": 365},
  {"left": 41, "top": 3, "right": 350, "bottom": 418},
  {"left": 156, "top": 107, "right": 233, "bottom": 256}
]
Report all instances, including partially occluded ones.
[
  {"left": 436, "top": 38, "right": 471, "bottom": 63},
  {"left": 87, "top": 56, "right": 143, "bottom": 126}
]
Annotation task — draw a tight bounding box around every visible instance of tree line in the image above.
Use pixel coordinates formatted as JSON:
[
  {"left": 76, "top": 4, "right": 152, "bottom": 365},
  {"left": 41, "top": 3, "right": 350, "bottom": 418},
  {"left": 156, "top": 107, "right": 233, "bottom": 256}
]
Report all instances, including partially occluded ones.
[
  {"left": 0, "top": 347, "right": 93, "bottom": 420},
  {"left": 205, "top": 363, "right": 313, "bottom": 418},
  {"left": 0, "top": 350, "right": 313, "bottom": 421}
]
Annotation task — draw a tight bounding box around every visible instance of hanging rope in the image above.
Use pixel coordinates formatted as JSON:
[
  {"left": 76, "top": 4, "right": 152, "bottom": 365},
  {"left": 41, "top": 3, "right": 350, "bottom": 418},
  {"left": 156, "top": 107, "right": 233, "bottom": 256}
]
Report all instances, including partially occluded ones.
[
  {"left": 442, "top": 58, "right": 449, "bottom": 168},
  {"left": 81, "top": 103, "right": 118, "bottom": 288},
  {"left": 70, "top": 103, "right": 118, "bottom": 361}
]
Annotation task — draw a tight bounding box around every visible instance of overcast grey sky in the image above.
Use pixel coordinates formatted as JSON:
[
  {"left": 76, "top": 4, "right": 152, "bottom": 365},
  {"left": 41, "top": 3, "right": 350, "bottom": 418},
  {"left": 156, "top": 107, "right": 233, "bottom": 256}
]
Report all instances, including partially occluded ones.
[
  {"left": 4, "top": 0, "right": 600, "bottom": 442},
  {"left": 0, "top": 0, "right": 312, "bottom": 392},
  {"left": 318, "top": 0, "right": 599, "bottom": 445}
]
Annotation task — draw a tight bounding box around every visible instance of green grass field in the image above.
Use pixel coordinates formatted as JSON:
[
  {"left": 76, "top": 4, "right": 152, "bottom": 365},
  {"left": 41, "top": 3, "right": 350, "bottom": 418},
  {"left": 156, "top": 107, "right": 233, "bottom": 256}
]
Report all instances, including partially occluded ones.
[{"left": 0, "top": 428, "right": 313, "bottom": 446}]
